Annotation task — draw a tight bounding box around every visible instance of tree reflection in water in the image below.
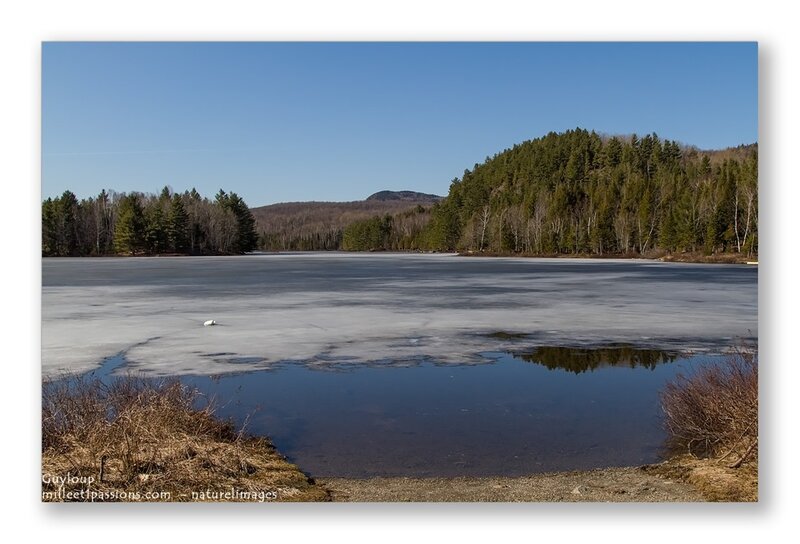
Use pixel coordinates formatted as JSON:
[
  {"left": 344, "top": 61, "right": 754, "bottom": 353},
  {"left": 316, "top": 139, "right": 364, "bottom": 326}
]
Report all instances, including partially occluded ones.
[{"left": 513, "top": 345, "right": 679, "bottom": 374}]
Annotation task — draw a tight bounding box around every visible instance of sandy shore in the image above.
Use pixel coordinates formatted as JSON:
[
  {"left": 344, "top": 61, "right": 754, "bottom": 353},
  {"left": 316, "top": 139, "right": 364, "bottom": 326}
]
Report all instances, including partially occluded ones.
[
  {"left": 320, "top": 465, "right": 703, "bottom": 502},
  {"left": 319, "top": 457, "right": 757, "bottom": 502}
]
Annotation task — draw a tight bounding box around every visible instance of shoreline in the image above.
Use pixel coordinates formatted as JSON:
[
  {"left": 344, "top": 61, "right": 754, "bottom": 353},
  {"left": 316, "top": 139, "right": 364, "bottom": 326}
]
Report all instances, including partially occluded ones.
[
  {"left": 319, "top": 456, "right": 756, "bottom": 502},
  {"left": 455, "top": 250, "right": 755, "bottom": 265},
  {"left": 42, "top": 249, "right": 757, "bottom": 265},
  {"left": 42, "top": 372, "right": 757, "bottom": 503}
]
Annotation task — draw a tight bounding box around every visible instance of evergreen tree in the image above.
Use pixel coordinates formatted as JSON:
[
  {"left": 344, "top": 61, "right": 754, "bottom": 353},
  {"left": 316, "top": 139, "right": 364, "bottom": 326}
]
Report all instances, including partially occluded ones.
[
  {"left": 216, "top": 189, "right": 258, "bottom": 253},
  {"left": 57, "top": 190, "right": 79, "bottom": 256},
  {"left": 114, "top": 194, "right": 145, "bottom": 255},
  {"left": 93, "top": 189, "right": 114, "bottom": 255},
  {"left": 42, "top": 198, "right": 58, "bottom": 256},
  {"left": 144, "top": 204, "right": 168, "bottom": 253},
  {"left": 168, "top": 194, "right": 189, "bottom": 253},
  {"left": 229, "top": 193, "right": 258, "bottom": 253}
]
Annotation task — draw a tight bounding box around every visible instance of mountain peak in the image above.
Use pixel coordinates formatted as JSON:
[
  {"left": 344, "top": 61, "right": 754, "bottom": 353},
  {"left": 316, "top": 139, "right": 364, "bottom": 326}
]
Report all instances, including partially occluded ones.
[{"left": 366, "top": 190, "right": 443, "bottom": 202}]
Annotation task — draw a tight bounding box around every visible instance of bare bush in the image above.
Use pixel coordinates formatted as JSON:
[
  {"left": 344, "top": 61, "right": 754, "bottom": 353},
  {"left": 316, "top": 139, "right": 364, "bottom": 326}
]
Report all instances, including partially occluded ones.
[{"left": 660, "top": 349, "right": 758, "bottom": 468}]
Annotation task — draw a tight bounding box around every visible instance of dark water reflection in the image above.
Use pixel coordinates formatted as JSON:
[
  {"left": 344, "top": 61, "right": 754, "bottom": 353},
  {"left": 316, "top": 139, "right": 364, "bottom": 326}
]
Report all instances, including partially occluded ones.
[
  {"left": 513, "top": 345, "right": 679, "bottom": 374},
  {"left": 67, "top": 346, "right": 716, "bottom": 478},
  {"left": 175, "top": 348, "right": 712, "bottom": 478}
]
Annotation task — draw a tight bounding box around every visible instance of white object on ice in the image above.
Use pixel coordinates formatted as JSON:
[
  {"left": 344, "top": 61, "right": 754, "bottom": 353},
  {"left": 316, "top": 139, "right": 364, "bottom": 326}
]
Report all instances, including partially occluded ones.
[{"left": 203, "top": 320, "right": 217, "bottom": 327}]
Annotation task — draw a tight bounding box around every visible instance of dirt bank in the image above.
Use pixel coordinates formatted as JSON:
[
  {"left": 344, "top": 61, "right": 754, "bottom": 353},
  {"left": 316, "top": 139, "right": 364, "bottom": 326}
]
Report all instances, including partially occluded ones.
[{"left": 42, "top": 375, "right": 330, "bottom": 502}]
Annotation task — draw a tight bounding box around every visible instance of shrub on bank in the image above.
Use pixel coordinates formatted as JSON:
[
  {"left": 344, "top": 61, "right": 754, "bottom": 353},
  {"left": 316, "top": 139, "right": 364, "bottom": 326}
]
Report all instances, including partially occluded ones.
[
  {"left": 660, "top": 349, "right": 758, "bottom": 468},
  {"left": 41, "top": 374, "right": 328, "bottom": 502}
]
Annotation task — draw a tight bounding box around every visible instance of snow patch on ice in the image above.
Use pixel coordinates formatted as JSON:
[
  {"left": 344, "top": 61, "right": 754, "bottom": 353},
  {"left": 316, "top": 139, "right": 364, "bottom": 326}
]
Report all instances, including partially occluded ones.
[{"left": 42, "top": 254, "right": 758, "bottom": 378}]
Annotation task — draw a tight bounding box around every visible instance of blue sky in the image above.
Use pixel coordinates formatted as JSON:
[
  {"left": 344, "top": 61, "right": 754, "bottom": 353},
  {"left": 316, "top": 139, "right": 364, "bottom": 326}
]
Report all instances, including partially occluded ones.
[{"left": 42, "top": 42, "right": 757, "bottom": 206}]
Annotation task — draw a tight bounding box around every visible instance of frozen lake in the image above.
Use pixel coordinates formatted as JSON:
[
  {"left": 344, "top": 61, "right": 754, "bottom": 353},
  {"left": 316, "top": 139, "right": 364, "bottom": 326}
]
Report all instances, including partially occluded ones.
[
  {"left": 42, "top": 253, "right": 758, "bottom": 377},
  {"left": 42, "top": 253, "right": 758, "bottom": 476}
]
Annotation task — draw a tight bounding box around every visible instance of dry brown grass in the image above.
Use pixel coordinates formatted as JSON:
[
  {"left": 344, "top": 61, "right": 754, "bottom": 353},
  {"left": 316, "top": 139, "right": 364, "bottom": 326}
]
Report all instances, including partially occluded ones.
[
  {"left": 649, "top": 455, "right": 758, "bottom": 502},
  {"left": 42, "top": 374, "right": 329, "bottom": 502},
  {"left": 658, "top": 348, "right": 758, "bottom": 501}
]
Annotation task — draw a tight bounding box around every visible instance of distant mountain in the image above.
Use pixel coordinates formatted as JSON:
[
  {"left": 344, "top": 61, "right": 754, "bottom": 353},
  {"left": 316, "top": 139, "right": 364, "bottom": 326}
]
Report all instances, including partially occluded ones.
[
  {"left": 366, "top": 190, "right": 443, "bottom": 202},
  {"left": 250, "top": 191, "right": 440, "bottom": 251}
]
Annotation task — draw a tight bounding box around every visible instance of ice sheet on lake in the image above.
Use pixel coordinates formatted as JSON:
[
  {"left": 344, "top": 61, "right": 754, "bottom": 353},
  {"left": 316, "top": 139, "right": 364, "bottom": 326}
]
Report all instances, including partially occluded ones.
[{"left": 42, "top": 254, "right": 758, "bottom": 377}]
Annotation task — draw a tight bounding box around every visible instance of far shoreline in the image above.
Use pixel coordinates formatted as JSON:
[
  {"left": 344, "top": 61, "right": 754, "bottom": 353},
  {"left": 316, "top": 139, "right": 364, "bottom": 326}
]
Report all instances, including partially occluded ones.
[
  {"left": 42, "top": 249, "right": 757, "bottom": 266},
  {"left": 455, "top": 250, "right": 755, "bottom": 265}
]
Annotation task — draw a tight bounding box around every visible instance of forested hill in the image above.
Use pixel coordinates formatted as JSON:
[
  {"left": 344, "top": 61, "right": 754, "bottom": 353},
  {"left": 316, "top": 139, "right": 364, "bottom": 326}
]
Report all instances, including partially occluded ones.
[
  {"left": 251, "top": 193, "right": 440, "bottom": 251},
  {"left": 419, "top": 129, "right": 757, "bottom": 257}
]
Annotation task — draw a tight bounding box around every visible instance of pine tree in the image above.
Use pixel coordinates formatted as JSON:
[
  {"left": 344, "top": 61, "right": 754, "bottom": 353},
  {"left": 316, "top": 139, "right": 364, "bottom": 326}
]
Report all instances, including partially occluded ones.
[
  {"left": 42, "top": 198, "right": 58, "bottom": 256},
  {"left": 145, "top": 205, "right": 168, "bottom": 254},
  {"left": 114, "top": 194, "right": 145, "bottom": 255},
  {"left": 57, "top": 190, "right": 79, "bottom": 256},
  {"left": 229, "top": 193, "right": 258, "bottom": 253},
  {"left": 168, "top": 194, "right": 189, "bottom": 253},
  {"left": 93, "top": 189, "right": 113, "bottom": 255},
  {"left": 216, "top": 189, "right": 258, "bottom": 253}
]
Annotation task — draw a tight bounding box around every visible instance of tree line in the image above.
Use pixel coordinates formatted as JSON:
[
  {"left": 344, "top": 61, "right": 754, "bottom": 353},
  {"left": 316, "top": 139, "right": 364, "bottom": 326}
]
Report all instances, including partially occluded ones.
[
  {"left": 418, "top": 128, "right": 758, "bottom": 257},
  {"left": 43, "top": 129, "right": 758, "bottom": 259},
  {"left": 42, "top": 187, "right": 258, "bottom": 256}
]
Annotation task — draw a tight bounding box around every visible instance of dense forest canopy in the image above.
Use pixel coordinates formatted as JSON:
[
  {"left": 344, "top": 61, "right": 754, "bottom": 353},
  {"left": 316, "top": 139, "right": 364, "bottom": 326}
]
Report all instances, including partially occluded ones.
[
  {"left": 42, "top": 187, "right": 259, "bottom": 256},
  {"left": 418, "top": 128, "right": 757, "bottom": 257}
]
